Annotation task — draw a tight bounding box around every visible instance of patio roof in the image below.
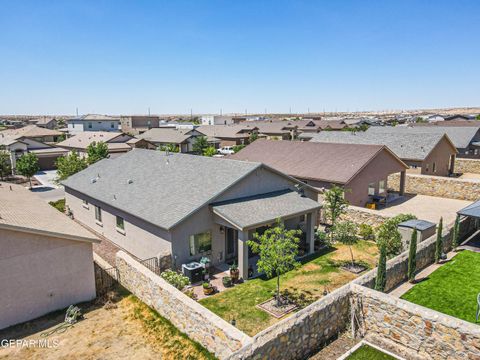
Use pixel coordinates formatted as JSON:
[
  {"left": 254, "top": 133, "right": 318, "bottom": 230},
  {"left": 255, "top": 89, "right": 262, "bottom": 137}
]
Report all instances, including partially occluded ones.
[
  {"left": 211, "top": 190, "right": 321, "bottom": 231},
  {"left": 457, "top": 200, "right": 480, "bottom": 219}
]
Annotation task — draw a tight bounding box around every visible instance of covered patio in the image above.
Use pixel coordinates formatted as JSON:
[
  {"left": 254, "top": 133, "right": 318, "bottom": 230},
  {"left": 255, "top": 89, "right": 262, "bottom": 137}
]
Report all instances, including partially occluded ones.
[{"left": 211, "top": 189, "right": 321, "bottom": 280}]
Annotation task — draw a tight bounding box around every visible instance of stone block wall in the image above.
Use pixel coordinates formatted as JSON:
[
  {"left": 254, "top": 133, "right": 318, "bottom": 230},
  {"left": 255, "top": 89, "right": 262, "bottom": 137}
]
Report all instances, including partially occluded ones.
[
  {"left": 228, "top": 285, "right": 352, "bottom": 360},
  {"left": 455, "top": 158, "right": 480, "bottom": 174},
  {"left": 342, "top": 206, "right": 391, "bottom": 227},
  {"left": 115, "top": 251, "right": 251, "bottom": 359},
  {"left": 389, "top": 173, "right": 480, "bottom": 201},
  {"left": 352, "top": 285, "right": 480, "bottom": 359}
]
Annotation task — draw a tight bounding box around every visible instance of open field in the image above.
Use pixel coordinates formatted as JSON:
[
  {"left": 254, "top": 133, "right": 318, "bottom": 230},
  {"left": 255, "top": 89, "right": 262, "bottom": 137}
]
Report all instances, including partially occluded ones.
[
  {"left": 401, "top": 250, "right": 480, "bottom": 323},
  {"left": 0, "top": 289, "right": 214, "bottom": 360},
  {"left": 200, "top": 241, "right": 379, "bottom": 336}
]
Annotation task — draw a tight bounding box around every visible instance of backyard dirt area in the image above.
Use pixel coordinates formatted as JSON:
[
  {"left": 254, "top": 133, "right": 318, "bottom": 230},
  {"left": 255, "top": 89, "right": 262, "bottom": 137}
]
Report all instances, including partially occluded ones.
[
  {"left": 377, "top": 194, "right": 471, "bottom": 225},
  {"left": 0, "top": 289, "right": 213, "bottom": 360}
]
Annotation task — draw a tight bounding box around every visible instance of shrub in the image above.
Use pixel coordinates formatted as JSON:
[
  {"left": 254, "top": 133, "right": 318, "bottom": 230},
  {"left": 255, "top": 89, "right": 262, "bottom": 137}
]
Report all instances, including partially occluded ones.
[
  {"left": 452, "top": 215, "right": 460, "bottom": 250},
  {"left": 49, "top": 199, "right": 66, "bottom": 213},
  {"left": 375, "top": 245, "right": 387, "bottom": 292},
  {"left": 315, "top": 229, "right": 331, "bottom": 248},
  {"left": 435, "top": 217, "right": 443, "bottom": 263},
  {"left": 358, "top": 224, "right": 375, "bottom": 240},
  {"left": 160, "top": 269, "right": 190, "bottom": 290},
  {"left": 407, "top": 229, "right": 417, "bottom": 283}
]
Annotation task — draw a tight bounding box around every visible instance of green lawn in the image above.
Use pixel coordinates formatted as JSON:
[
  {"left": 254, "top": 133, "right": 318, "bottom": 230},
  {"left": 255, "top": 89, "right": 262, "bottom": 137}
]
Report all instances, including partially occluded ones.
[
  {"left": 199, "top": 241, "right": 378, "bottom": 335},
  {"left": 346, "top": 345, "right": 396, "bottom": 360},
  {"left": 401, "top": 250, "right": 480, "bottom": 323}
]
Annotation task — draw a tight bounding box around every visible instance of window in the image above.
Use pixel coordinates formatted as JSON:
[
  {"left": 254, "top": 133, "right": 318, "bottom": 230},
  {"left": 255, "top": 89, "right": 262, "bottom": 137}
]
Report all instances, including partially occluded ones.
[
  {"left": 189, "top": 231, "right": 212, "bottom": 256},
  {"left": 425, "top": 163, "right": 429, "bottom": 172},
  {"left": 111, "top": 122, "right": 115, "bottom": 129},
  {"left": 116, "top": 216, "right": 125, "bottom": 230},
  {"left": 88, "top": 122, "right": 92, "bottom": 129},
  {"left": 82, "top": 200, "right": 89, "bottom": 209},
  {"left": 432, "top": 162, "right": 436, "bottom": 173},
  {"left": 379, "top": 180, "right": 386, "bottom": 194},
  {"left": 95, "top": 206, "right": 102, "bottom": 223},
  {"left": 368, "top": 182, "right": 375, "bottom": 196}
]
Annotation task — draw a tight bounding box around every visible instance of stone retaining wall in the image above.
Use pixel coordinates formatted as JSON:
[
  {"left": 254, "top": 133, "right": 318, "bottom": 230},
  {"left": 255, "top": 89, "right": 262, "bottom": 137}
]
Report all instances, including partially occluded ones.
[
  {"left": 389, "top": 173, "right": 480, "bottom": 201},
  {"left": 455, "top": 158, "right": 480, "bottom": 174},
  {"left": 115, "top": 251, "right": 251, "bottom": 359},
  {"left": 352, "top": 284, "right": 480, "bottom": 359},
  {"left": 342, "top": 206, "right": 391, "bottom": 227}
]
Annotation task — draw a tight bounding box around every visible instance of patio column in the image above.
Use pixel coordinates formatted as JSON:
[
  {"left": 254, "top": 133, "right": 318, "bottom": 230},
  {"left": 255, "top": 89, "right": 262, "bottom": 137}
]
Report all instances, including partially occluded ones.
[
  {"left": 306, "top": 211, "right": 316, "bottom": 254},
  {"left": 449, "top": 154, "right": 456, "bottom": 174},
  {"left": 399, "top": 170, "right": 406, "bottom": 196},
  {"left": 238, "top": 230, "right": 249, "bottom": 280}
]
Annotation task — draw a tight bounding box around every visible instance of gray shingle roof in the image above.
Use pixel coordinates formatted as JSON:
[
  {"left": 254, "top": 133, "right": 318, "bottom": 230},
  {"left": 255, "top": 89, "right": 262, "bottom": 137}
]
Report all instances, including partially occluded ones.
[
  {"left": 62, "top": 149, "right": 262, "bottom": 230},
  {"left": 398, "top": 219, "right": 436, "bottom": 231},
  {"left": 366, "top": 126, "right": 480, "bottom": 149},
  {"left": 457, "top": 200, "right": 480, "bottom": 219},
  {"left": 310, "top": 131, "right": 450, "bottom": 161},
  {"left": 212, "top": 190, "right": 321, "bottom": 230}
]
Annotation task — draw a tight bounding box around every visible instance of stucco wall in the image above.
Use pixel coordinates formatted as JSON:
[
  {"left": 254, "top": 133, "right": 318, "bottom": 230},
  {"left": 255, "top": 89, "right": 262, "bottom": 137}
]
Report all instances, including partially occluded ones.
[
  {"left": 455, "top": 158, "right": 480, "bottom": 174},
  {"left": 389, "top": 172, "right": 480, "bottom": 201},
  {"left": 115, "top": 251, "right": 251, "bottom": 359},
  {"left": 352, "top": 284, "right": 480, "bottom": 360},
  {"left": 422, "top": 136, "right": 456, "bottom": 176},
  {"left": 0, "top": 229, "right": 96, "bottom": 330}
]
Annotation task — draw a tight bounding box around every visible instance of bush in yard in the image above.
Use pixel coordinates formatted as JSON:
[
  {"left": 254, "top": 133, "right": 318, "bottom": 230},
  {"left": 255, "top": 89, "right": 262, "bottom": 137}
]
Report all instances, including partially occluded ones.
[
  {"left": 315, "top": 229, "right": 331, "bottom": 248},
  {"left": 333, "top": 221, "right": 358, "bottom": 266},
  {"left": 452, "top": 215, "right": 460, "bottom": 250},
  {"left": 203, "top": 146, "right": 217, "bottom": 157},
  {"left": 247, "top": 219, "right": 301, "bottom": 307},
  {"left": 358, "top": 224, "right": 375, "bottom": 240},
  {"left": 323, "top": 185, "right": 349, "bottom": 241},
  {"left": 435, "top": 217, "right": 443, "bottom": 263},
  {"left": 56, "top": 151, "right": 88, "bottom": 181},
  {"left": 16, "top": 152, "right": 40, "bottom": 188},
  {"left": 375, "top": 244, "right": 387, "bottom": 292},
  {"left": 407, "top": 228, "right": 417, "bottom": 283},
  {"left": 389, "top": 213, "right": 417, "bottom": 226},
  {"left": 0, "top": 149, "right": 12, "bottom": 180},
  {"left": 49, "top": 199, "right": 66, "bottom": 213},
  {"left": 232, "top": 144, "right": 245, "bottom": 153},
  {"left": 160, "top": 269, "right": 190, "bottom": 290},
  {"left": 86, "top": 141, "right": 109, "bottom": 164},
  {"left": 375, "top": 218, "right": 402, "bottom": 259},
  {"left": 193, "top": 136, "right": 209, "bottom": 155}
]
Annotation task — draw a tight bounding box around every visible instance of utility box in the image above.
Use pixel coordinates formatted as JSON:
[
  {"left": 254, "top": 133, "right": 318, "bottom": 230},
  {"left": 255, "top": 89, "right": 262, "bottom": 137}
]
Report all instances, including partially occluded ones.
[{"left": 398, "top": 219, "right": 437, "bottom": 251}]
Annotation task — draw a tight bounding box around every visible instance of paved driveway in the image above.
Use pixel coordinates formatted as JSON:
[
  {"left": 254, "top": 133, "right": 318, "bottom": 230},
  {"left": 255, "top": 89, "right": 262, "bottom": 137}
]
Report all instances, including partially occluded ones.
[
  {"left": 377, "top": 194, "right": 471, "bottom": 225},
  {"left": 32, "top": 170, "right": 65, "bottom": 202}
]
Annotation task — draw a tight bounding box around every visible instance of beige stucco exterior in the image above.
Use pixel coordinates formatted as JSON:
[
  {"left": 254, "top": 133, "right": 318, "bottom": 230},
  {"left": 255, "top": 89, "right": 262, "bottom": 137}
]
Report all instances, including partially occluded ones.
[{"left": 0, "top": 229, "right": 96, "bottom": 330}]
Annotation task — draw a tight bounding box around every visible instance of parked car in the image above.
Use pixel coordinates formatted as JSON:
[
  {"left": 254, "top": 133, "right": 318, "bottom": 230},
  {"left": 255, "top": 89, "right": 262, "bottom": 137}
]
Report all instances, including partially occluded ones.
[{"left": 218, "top": 146, "right": 234, "bottom": 155}]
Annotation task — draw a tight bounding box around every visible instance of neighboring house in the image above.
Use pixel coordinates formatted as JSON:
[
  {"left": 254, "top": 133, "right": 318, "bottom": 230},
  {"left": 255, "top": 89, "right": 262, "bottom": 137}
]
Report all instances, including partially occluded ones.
[
  {"left": 67, "top": 114, "right": 121, "bottom": 133},
  {"left": 63, "top": 149, "right": 320, "bottom": 279},
  {"left": 201, "top": 115, "right": 242, "bottom": 126},
  {"left": 197, "top": 125, "right": 258, "bottom": 147},
  {"left": 120, "top": 116, "right": 162, "bottom": 135},
  {"left": 231, "top": 140, "right": 408, "bottom": 207},
  {"left": 253, "top": 121, "right": 298, "bottom": 140},
  {"left": 310, "top": 131, "right": 457, "bottom": 176},
  {"left": 0, "top": 127, "right": 68, "bottom": 171},
  {"left": 0, "top": 183, "right": 99, "bottom": 330},
  {"left": 444, "top": 115, "right": 471, "bottom": 121},
  {"left": 32, "top": 117, "right": 58, "bottom": 129},
  {"left": 57, "top": 131, "right": 135, "bottom": 158},
  {"left": 136, "top": 128, "right": 204, "bottom": 153},
  {"left": 426, "top": 114, "right": 445, "bottom": 122},
  {"left": 0, "top": 125, "right": 62, "bottom": 143},
  {"left": 367, "top": 125, "right": 480, "bottom": 158}
]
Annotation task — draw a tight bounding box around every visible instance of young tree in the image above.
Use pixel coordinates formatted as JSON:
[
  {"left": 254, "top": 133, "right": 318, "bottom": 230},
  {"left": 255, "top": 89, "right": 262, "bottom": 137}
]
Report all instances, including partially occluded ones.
[
  {"left": 16, "top": 152, "right": 40, "bottom": 188},
  {"left": 249, "top": 132, "right": 258, "bottom": 143},
  {"left": 407, "top": 229, "right": 417, "bottom": 283},
  {"left": 333, "top": 221, "right": 358, "bottom": 266},
  {"left": 435, "top": 217, "right": 443, "bottom": 263},
  {"left": 203, "top": 146, "right": 217, "bottom": 157},
  {"left": 193, "top": 136, "right": 209, "bottom": 155},
  {"left": 376, "top": 218, "right": 402, "bottom": 258},
  {"left": 323, "top": 185, "right": 348, "bottom": 241},
  {"left": 56, "top": 151, "right": 88, "bottom": 181},
  {"left": 375, "top": 245, "right": 387, "bottom": 292},
  {"left": 86, "top": 141, "right": 109, "bottom": 164},
  {"left": 451, "top": 215, "right": 460, "bottom": 250},
  {"left": 0, "top": 150, "right": 12, "bottom": 180},
  {"left": 247, "top": 220, "right": 301, "bottom": 306},
  {"left": 159, "top": 143, "right": 179, "bottom": 153}
]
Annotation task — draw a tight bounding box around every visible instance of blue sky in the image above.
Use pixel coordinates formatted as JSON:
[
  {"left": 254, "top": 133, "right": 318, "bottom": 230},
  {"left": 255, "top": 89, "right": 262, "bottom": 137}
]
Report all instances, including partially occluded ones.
[{"left": 1, "top": 0, "right": 479, "bottom": 115}]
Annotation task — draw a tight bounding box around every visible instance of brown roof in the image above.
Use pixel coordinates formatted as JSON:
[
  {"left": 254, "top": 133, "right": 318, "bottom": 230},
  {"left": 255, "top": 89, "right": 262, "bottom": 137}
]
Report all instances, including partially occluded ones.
[
  {"left": 0, "top": 182, "right": 99, "bottom": 243},
  {"left": 0, "top": 125, "right": 62, "bottom": 138},
  {"left": 57, "top": 132, "right": 129, "bottom": 150},
  {"left": 230, "top": 139, "right": 407, "bottom": 184},
  {"left": 197, "top": 125, "right": 256, "bottom": 138}
]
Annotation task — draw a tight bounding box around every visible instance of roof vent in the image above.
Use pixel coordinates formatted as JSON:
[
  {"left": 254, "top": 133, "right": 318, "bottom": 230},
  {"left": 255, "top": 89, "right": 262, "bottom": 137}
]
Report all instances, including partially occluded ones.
[
  {"left": 127, "top": 179, "right": 133, "bottom": 184},
  {"left": 91, "top": 178, "right": 97, "bottom": 184},
  {"left": 113, "top": 194, "right": 117, "bottom": 200}
]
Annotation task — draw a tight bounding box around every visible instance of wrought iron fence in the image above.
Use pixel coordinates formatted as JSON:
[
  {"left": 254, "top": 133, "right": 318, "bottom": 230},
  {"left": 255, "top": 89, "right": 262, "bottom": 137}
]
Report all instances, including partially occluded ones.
[
  {"left": 94, "top": 262, "right": 119, "bottom": 295},
  {"left": 139, "top": 256, "right": 162, "bottom": 276}
]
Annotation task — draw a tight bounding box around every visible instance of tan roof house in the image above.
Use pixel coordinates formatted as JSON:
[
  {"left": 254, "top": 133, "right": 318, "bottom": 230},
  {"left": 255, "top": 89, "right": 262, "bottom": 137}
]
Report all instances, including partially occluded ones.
[
  {"left": 197, "top": 125, "right": 258, "bottom": 147},
  {"left": 0, "top": 183, "right": 99, "bottom": 330},
  {"left": 63, "top": 149, "right": 321, "bottom": 279},
  {"left": 231, "top": 139, "right": 408, "bottom": 207},
  {"left": 136, "top": 128, "right": 204, "bottom": 153}
]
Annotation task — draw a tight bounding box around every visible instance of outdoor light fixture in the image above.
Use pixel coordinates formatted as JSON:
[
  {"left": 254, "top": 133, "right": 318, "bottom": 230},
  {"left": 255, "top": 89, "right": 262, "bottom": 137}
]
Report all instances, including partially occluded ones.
[{"left": 220, "top": 225, "right": 224, "bottom": 234}]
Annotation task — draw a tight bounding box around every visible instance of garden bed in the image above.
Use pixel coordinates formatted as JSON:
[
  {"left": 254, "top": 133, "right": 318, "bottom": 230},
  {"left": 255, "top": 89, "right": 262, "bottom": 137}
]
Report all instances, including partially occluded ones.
[{"left": 256, "top": 297, "right": 297, "bottom": 318}]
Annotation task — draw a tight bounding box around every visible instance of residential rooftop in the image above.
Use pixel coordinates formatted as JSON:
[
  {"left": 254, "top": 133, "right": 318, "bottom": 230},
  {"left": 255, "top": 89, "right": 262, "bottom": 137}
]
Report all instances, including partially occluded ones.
[
  {"left": 136, "top": 128, "right": 194, "bottom": 144},
  {"left": 57, "top": 131, "right": 127, "bottom": 150},
  {"left": 0, "top": 125, "right": 62, "bottom": 138}
]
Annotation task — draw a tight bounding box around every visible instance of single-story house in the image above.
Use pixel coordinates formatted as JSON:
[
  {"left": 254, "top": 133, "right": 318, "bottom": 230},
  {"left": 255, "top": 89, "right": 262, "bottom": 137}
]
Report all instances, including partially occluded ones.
[
  {"left": 136, "top": 128, "right": 204, "bottom": 153},
  {"left": 31, "top": 117, "right": 58, "bottom": 129},
  {"left": 63, "top": 149, "right": 321, "bottom": 280},
  {"left": 0, "top": 125, "right": 63, "bottom": 143},
  {"left": 197, "top": 125, "right": 258, "bottom": 147},
  {"left": 0, "top": 183, "right": 99, "bottom": 330},
  {"left": 57, "top": 131, "right": 140, "bottom": 158},
  {"left": 309, "top": 131, "right": 457, "bottom": 176},
  {"left": 67, "top": 114, "right": 121, "bottom": 134},
  {"left": 231, "top": 139, "right": 408, "bottom": 207}
]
